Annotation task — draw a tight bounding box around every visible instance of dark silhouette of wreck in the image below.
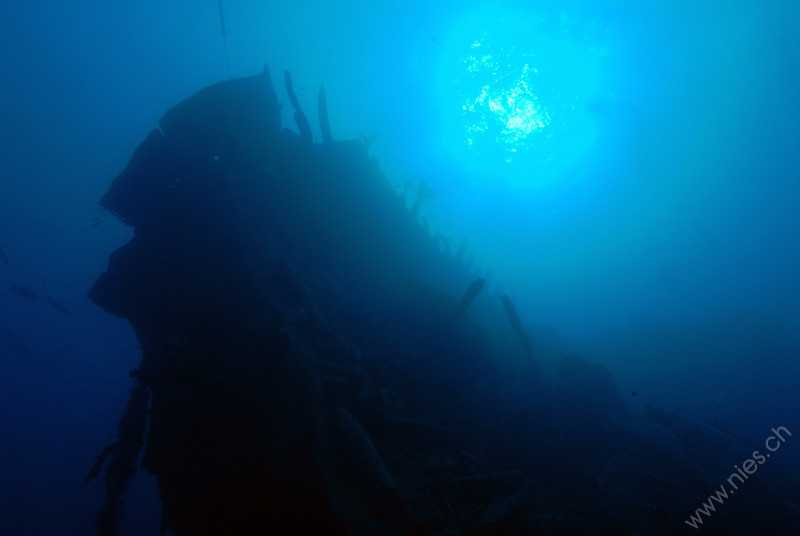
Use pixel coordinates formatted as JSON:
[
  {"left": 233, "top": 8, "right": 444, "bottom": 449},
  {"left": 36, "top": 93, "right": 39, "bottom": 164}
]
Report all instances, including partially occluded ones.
[{"left": 87, "top": 66, "right": 800, "bottom": 535}]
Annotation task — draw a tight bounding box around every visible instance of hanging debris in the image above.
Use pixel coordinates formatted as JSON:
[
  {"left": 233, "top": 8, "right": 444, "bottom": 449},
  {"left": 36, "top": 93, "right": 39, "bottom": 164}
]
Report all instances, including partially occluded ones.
[{"left": 85, "top": 381, "right": 149, "bottom": 536}]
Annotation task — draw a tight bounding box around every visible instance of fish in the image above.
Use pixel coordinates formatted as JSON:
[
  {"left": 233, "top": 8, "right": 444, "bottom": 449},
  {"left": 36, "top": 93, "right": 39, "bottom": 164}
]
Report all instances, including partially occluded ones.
[
  {"left": 0, "top": 247, "right": 8, "bottom": 264},
  {"left": 47, "top": 297, "right": 72, "bottom": 315},
  {"left": 11, "top": 284, "right": 40, "bottom": 301}
]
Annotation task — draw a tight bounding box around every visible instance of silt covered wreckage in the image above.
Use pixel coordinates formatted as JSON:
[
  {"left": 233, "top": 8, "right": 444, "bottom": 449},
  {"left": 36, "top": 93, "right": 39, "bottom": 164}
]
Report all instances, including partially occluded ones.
[{"left": 87, "top": 67, "right": 800, "bottom": 535}]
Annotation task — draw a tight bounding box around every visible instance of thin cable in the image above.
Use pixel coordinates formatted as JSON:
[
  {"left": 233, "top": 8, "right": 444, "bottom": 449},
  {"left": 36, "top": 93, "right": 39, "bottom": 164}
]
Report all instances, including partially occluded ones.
[{"left": 218, "top": 0, "right": 232, "bottom": 79}]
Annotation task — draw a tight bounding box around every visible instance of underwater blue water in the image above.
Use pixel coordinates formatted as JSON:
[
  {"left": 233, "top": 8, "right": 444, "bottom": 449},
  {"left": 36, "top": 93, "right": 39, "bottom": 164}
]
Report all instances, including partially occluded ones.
[{"left": 1, "top": 0, "right": 799, "bottom": 533}]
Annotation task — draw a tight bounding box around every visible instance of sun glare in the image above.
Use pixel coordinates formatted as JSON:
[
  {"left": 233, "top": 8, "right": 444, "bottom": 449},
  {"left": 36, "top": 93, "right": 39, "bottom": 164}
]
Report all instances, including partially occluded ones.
[
  {"left": 438, "top": 8, "right": 609, "bottom": 188},
  {"left": 461, "top": 41, "right": 551, "bottom": 160}
]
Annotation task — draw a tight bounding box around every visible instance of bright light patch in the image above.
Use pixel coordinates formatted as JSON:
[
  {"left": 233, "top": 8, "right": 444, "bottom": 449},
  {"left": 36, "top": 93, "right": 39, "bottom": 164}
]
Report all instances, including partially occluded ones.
[
  {"left": 437, "top": 8, "right": 610, "bottom": 189},
  {"left": 461, "top": 43, "right": 551, "bottom": 160}
]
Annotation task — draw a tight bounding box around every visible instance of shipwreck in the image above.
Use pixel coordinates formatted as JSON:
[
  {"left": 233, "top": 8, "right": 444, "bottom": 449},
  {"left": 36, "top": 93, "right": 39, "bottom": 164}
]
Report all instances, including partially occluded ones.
[{"left": 86, "top": 66, "right": 800, "bottom": 535}]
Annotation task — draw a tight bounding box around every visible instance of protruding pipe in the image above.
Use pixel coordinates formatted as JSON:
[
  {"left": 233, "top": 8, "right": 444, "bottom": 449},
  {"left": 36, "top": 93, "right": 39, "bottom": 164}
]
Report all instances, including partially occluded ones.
[
  {"left": 456, "top": 278, "right": 485, "bottom": 316},
  {"left": 500, "top": 294, "right": 535, "bottom": 366},
  {"left": 284, "top": 71, "right": 312, "bottom": 144},
  {"left": 260, "top": 65, "right": 282, "bottom": 134},
  {"left": 318, "top": 84, "right": 333, "bottom": 144}
]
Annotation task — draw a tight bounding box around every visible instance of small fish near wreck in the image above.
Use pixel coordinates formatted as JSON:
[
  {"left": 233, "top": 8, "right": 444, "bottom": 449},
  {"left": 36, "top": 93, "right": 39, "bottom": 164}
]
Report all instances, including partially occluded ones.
[{"left": 86, "top": 67, "right": 800, "bottom": 536}]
